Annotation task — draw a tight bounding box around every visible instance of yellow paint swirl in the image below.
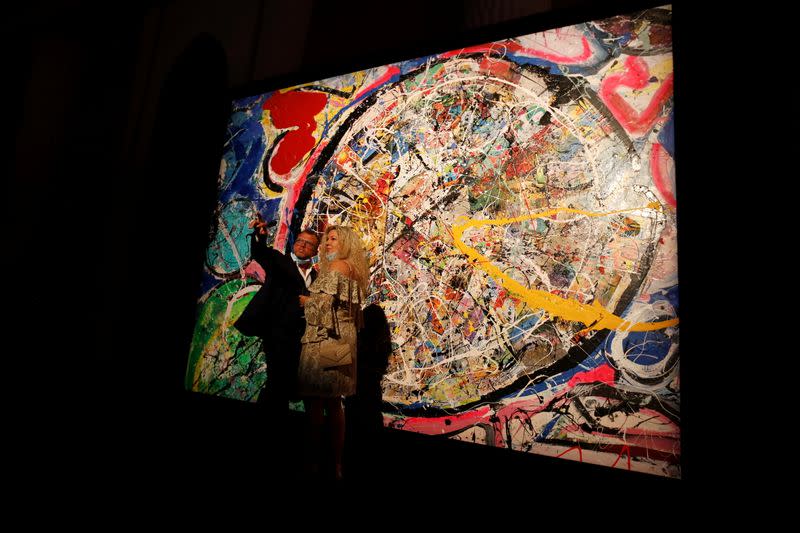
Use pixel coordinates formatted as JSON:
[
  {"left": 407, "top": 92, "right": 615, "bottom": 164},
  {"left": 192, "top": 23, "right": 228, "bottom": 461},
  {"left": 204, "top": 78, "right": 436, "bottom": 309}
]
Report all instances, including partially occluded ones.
[{"left": 451, "top": 205, "right": 678, "bottom": 332}]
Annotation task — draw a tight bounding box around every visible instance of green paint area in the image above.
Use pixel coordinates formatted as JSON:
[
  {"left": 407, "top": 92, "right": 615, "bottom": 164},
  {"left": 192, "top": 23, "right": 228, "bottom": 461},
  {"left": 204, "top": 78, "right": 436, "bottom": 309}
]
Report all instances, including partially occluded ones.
[
  {"left": 468, "top": 182, "right": 502, "bottom": 212},
  {"left": 185, "top": 279, "right": 267, "bottom": 402},
  {"left": 404, "top": 63, "right": 444, "bottom": 91}
]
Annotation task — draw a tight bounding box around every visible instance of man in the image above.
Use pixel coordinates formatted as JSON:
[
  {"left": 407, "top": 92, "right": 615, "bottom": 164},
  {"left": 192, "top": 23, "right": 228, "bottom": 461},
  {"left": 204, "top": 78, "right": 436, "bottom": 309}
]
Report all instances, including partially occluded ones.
[{"left": 234, "top": 216, "right": 319, "bottom": 464}]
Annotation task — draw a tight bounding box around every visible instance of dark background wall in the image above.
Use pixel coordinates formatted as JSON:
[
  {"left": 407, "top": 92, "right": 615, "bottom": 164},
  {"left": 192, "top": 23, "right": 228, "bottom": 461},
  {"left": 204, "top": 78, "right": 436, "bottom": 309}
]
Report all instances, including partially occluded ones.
[{"left": 11, "top": 0, "right": 718, "bottom": 492}]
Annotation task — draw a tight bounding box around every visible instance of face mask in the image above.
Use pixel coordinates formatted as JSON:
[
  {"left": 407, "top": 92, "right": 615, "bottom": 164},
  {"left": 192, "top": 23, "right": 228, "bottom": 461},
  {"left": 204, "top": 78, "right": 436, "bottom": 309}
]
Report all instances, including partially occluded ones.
[
  {"left": 326, "top": 252, "right": 338, "bottom": 262},
  {"left": 291, "top": 252, "right": 312, "bottom": 265}
]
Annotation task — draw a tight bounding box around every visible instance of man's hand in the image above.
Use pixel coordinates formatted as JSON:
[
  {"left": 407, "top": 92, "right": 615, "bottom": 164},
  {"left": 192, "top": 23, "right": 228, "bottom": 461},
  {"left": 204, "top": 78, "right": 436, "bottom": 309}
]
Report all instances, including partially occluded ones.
[
  {"left": 299, "top": 295, "right": 309, "bottom": 307},
  {"left": 248, "top": 214, "right": 272, "bottom": 235}
]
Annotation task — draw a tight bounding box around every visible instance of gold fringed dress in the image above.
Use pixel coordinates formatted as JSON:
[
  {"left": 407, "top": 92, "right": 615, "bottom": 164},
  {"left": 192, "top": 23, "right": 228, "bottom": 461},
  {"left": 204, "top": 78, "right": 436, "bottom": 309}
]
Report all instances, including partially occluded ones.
[{"left": 298, "top": 269, "right": 364, "bottom": 398}]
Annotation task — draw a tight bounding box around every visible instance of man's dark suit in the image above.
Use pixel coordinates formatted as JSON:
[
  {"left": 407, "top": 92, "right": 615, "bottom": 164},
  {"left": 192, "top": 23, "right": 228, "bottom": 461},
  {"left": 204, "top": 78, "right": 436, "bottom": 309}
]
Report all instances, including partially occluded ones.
[{"left": 234, "top": 231, "right": 316, "bottom": 408}]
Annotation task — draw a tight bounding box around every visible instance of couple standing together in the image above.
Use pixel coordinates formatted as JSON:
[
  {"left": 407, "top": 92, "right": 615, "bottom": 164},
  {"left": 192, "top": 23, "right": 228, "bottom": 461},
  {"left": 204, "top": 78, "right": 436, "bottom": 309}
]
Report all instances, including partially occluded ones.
[{"left": 234, "top": 217, "right": 368, "bottom": 480}]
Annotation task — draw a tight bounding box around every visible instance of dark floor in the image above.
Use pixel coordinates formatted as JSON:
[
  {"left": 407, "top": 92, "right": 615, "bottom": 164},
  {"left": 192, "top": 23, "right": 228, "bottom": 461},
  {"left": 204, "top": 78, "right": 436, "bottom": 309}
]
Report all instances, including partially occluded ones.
[
  {"left": 176, "top": 397, "right": 681, "bottom": 489},
  {"left": 65, "top": 392, "right": 682, "bottom": 494}
]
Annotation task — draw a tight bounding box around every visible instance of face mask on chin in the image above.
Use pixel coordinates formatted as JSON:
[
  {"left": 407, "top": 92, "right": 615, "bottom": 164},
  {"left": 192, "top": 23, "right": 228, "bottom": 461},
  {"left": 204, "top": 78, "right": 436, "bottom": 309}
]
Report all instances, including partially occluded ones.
[
  {"left": 326, "top": 252, "right": 337, "bottom": 262},
  {"left": 291, "top": 252, "right": 312, "bottom": 265}
]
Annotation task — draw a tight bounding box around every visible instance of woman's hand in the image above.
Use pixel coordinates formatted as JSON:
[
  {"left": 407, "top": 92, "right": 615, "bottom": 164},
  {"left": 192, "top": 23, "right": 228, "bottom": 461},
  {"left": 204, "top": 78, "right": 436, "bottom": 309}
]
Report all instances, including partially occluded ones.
[{"left": 299, "top": 295, "right": 309, "bottom": 307}]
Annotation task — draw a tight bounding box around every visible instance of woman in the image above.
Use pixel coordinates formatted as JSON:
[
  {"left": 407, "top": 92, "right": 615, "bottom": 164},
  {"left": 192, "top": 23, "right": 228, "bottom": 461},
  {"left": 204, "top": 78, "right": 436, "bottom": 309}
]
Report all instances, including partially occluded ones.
[{"left": 298, "top": 225, "right": 368, "bottom": 480}]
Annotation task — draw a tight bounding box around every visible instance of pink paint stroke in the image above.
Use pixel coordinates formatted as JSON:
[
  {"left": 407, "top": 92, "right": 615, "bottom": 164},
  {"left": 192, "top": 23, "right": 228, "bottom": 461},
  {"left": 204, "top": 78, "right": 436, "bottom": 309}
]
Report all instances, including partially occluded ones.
[
  {"left": 600, "top": 55, "right": 674, "bottom": 135},
  {"left": 650, "top": 142, "right": 677, "bottom": 208}
]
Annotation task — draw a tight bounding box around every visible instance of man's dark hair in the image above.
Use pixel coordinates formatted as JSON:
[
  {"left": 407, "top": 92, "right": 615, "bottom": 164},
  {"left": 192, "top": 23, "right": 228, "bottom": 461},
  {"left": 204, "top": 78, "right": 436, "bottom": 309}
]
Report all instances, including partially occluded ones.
[{"left": 297, "top": 228, "right": 320, "bottom": 243}]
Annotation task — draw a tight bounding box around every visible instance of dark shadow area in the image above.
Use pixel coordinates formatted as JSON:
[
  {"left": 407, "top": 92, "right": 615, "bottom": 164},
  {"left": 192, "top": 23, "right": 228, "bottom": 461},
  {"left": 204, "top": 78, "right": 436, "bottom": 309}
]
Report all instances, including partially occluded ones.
[
  {"left": 10, "top": 6, "right": 148, "bottom": 474},
  {"left": 375, "top": 427, "right": 681, "bottom": 490},
  {"left": 670, "top": 3, "right": 746, "bottom": 487},
  {"left": 135, "top": 33, "right": 229, "bottom": 406},
  {"left": 345, "top": 303, "right": 393, "bottom": 481},
  {"left": 85, "top": 34, "right": 236, "bottom": 479}
]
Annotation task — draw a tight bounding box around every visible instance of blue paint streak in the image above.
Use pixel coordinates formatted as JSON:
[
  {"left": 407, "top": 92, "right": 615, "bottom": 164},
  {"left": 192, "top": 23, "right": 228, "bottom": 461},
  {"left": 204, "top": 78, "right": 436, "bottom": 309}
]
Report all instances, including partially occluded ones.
[
  {"left": 602, "top": 284, "right": 678, "bottom": 365},
  {"left": 503, "top": 342, "right": 606, "bottom": 400},
  {"left": 536, "top": 413, "right": 561, "bottom": 441},
  {"left": 398, "top": 57, "right": 431, "bottom": 75},
  {"left": 557, "top": 137, "right": 583, "bottom": 161},
  {"left": 618, "top": 32, "right": 633, "bottom": 47},
  {"left": 508, "top": 313, "right": 543, "bottom": 343},
  {"left": 649, "top": 284, "right": 679, "bottom": 312},
  {"left": 505, "top": 26, "right": 610, "bottom": 77},
  {"left": 504, "top": 53, "right": 567, "bottom": 75},
  {"left": 218, "top": 106, "right": 268, "bottom": 204},
  {"left": 621, "top": 329, "right": 671, "bottom": 364},
  {"left": 235, "top": 95, "right": 265, "bottom": 109},
  {"left": 658, "top": 111, "right": 675, "bottom": 157},
  {"left": 199, "top": 270, "right": 222, "bottom": 299},
  {"left": 389, "top": 130, "right": 411, "bottom": 163}
]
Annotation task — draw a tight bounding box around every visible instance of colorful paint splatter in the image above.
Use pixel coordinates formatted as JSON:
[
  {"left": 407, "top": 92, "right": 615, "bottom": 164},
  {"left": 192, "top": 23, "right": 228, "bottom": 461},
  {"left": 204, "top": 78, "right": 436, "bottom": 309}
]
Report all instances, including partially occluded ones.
[{"left": 187, "top": 5, "right": 679, "bottom": 478}]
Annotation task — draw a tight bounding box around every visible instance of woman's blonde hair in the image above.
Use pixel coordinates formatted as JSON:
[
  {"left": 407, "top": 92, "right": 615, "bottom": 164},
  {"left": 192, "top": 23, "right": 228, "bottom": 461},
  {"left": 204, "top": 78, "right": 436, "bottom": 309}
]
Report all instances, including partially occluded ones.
[{"left": 318, "top": 225, "right": 369, "bottom": 292}]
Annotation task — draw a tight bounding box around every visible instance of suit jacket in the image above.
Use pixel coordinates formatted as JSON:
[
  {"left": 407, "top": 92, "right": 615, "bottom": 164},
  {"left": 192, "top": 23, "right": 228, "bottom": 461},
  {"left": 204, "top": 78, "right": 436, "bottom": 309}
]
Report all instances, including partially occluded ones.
[{"left": 234, "top": 232, "right": 316, "bottom": 346}]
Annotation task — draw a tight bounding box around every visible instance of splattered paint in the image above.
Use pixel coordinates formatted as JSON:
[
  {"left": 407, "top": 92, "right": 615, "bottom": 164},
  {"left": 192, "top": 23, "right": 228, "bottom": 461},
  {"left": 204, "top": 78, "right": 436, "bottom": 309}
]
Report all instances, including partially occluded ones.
[{"left": 187, "top": 5, "right": 679, "bottom": 477}]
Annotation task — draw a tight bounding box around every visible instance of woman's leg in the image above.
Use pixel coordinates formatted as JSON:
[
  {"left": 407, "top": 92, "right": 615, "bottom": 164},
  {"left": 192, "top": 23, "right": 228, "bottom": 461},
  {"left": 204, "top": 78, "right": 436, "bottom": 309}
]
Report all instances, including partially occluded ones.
[
  {"left": 304, "top": 397, "right": 324, "bottom": 476},
  {"left": 326, "top": 396, "right": 346, "bottom": 480}
]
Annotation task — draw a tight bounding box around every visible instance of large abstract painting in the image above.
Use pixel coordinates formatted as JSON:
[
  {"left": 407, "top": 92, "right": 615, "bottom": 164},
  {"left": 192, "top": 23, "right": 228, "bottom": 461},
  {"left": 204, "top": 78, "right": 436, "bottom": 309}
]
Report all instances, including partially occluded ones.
[{"left": 186, "top": 4, "right": 679, "bottom": 478}]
